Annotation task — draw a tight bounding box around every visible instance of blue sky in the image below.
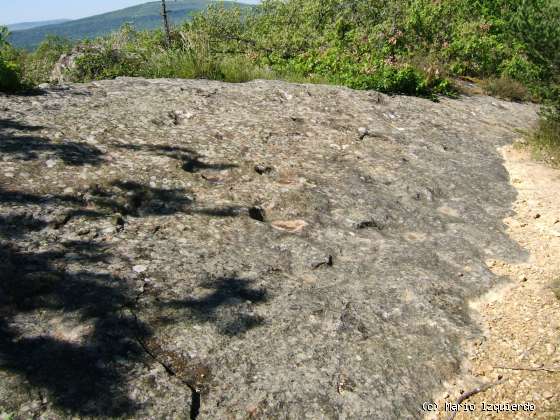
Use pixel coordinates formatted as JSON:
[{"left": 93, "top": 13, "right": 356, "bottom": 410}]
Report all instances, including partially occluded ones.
[{"left": 1, "top": 0, "right": 261, "bottom": 25}]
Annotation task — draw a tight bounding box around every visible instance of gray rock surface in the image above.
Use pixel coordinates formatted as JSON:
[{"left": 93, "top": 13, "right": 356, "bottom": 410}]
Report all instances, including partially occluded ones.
[
  {"left": 0, "top": 78, "right": 538, "bottom": 419},
  {"left": 50, "top": 46, "right": 84, "bottom": 84}
]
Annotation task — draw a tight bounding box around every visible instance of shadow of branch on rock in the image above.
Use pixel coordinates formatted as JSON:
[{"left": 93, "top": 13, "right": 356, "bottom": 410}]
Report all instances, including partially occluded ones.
[
  {"left": 164, "top": 277, "right": 269, "bottom": 337},
  {"left": 0, "top": 180, "right": 265, "bottom": 416},
  {"left": 0, "top": 135, "right": 104, "bottom": 166},
  {"left": 84, "top": 181, "right": 248, "bottom": 219},
  {"left": 0, "top": 120, "right": 260, "bottom": 416},
  {"left": 0, "top": 239, "right": 151, "bottom": 417},
  {"left": 0, "top": 186, "right": 83, "bottom": 206},
  {"left": 0, "top": 118, "right": 104, "bottom": 166},
  {"left": 112, "top": 142, "right": 238, "bottom": 173},
  {"left": 0, "top": 119, "right": 43, "bottom": 131},
  {"left": 0, "top": 213, "right": 47, "bottom": 238}
]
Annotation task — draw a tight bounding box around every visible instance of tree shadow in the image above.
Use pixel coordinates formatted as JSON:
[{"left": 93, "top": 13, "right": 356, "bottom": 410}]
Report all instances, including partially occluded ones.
[
  {"left": 0, "top": 182, "right": 268, "bottom": 415},
  {"left": 181, "top": 157, "right": 237, "bottom": 174},
  {"left": 164, "top": 277, "right": 269, "bottom": 337},
  {"left": 84, "top": 180, "right": 194, "bottom": 217},
  {"left": 112, "top": 143, "right": 238, "bottom": 173},
  {"left": 0, "top": 213, "right": 47, "bottom": 238},
  {"left": 0, "top": 116, "right": 265, "bottom": 415},
  {"left": 83, "top": 181, "right": 246, "bottom": 218},
  {"left": 0, "top": 240, "right": 148, "bottom": 416},
  {"left": 0, "top": 185, "right": 83, "bottom": 206},
  {"left": 0, "top": 135, "right": 104, "bottom": 166},
  {"left": 0, "top": 118, "right": 104, "bottom": 166},
  {"left": 0, "top": 119, "right": 43, "bottom": 131},
  {"left": 0, "top": 180, "right": 244, "bottom": 229}
]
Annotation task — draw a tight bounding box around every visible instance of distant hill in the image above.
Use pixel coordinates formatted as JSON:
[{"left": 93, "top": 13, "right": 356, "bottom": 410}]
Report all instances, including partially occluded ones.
[
  {"left": 8, "top": 0, "right": 244, "bottom": 51},
  {"left": 7, "top": 19, "right": 72, "bottom": 32}
]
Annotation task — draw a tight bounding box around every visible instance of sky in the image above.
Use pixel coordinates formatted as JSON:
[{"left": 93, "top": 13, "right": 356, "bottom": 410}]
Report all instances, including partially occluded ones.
[{"left": 1, "top": 0, "right": 261, "bottom": 25}]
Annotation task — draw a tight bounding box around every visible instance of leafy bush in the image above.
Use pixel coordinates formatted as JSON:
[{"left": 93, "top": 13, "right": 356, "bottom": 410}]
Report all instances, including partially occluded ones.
[
  {"left": 11, "top": 0, "right": 560, "bottom": 102},
  {"left": 529, "top": 98, "right": 560, "bottom": 165},
  {"left": 72, "top": 46, "right": 144, "bottom": 81},
  {"left": 0, "top": 57, "right": 22, "bottom": 92},
  {"left": 0, "top": 26, "right": 25, "bottom": 92},
  {"left": 23, "top": 36, "right": 73, "bottom": 84},
  {"left": 172, "top": 0, "right": 559, "bottom": 98}
]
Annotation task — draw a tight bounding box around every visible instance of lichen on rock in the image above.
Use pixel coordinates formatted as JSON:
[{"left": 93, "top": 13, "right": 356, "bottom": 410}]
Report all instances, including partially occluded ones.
[{"left": 0, "top": 78, "right": 538, "bottom": 418}]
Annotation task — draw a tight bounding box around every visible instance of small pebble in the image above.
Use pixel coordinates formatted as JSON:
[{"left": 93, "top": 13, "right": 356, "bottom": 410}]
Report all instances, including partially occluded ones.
[
  {"left": 133, "top": 265, "right": 147, "bottom": 273},
  {"left": 358, "top": 127, "right": 369, "bottom": 139},
  {"left": 543, "top": 391, "right": 554, "bottom": 400}
]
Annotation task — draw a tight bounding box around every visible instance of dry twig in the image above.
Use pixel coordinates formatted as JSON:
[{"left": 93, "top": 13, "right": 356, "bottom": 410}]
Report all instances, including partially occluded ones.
[
  {"left": 446, "top": 379, "right": 505, "bottom": 420},
  {"left": 495, "top": 365, "right": 560, "bottom": 373}
]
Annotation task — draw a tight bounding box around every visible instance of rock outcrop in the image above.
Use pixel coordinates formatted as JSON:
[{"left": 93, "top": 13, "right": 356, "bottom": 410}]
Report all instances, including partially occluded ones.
[{"left": 0, "top": 78, "right": 538, "bottom": 419}]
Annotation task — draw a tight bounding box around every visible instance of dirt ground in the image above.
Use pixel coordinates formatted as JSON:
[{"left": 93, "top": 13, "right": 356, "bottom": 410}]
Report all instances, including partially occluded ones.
[{"left": 431, "top": 145, "right": 560, "bottom": 419}]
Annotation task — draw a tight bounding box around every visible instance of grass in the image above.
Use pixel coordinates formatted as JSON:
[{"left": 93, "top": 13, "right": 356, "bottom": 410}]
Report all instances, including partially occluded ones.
[
  {"left": 218, "top": 55, "right": 275, "bottom": 83},
  {"left": 481, "top": 76, "right": 531, "bottom": 102},
  {"left": 527, "top": 109, "right": 560, "bottom": 166},
  {"left": 60, "top": 37, "right": 330, "bottom": 87}
]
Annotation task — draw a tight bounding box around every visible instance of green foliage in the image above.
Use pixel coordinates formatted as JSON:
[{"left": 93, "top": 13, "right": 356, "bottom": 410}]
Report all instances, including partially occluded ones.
[
  {"left": 22, "top": 35, "right": 73, "bottom": 84},
  {"left": 0, "top": 59, "right": 21, "bottom": 92},
  {"left": 528, "top": 91, "right": 560, "bottom": 165},
  {"left": 0, "top": 410, "right": 14, "bottom": 420},
  {"left": 9, "top": 0, "right": 560, "bottom": 102},
  {"left": 0, "top": 26, "right": 8, "bottom": 47},
  {"left": 0, "top": 26, "right": 25, "bottom": 92},
  {"left": 172, "top": 0, "right": 559, "bottom": 98},
  {"left": 219, "top": 55, "right": 275, "bottom": 83},
  {"left": 72, "top": 47, "right": 143, "bottom": 81}
]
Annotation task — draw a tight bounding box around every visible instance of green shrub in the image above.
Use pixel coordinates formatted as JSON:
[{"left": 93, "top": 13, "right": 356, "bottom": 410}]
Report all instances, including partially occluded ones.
[
  {"left": 173, "top": 0, "right": 558, "bottom": 99},
  {"left": 500, "top": 55, "right": 541, "bottom": 84},
  {"left": 23, "top": 36, "right": 73, "bottom": 84},
  {"left": 529, "top": 103, "right": 560, "bottom": 165},
  {"left": 219, "top": 55, "right": 274, "bottom": 83},
  {"left": 0, "top": 26, "right": 24, "bottom": 92},
  {"left": 0, "top": 410, "right": 14, "bottom": 420},
  {"left": 10, "top": 0, "right": 560, "bottom": 101},
  {"left": 72, "top": 46, "right": 144, "bottom": 81},
  {"left": 0, "top": 56, "right": 23, "bottom": 92}
]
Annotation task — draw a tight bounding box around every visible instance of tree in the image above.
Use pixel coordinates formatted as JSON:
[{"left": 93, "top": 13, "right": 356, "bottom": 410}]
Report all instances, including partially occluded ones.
[
  {"left": 161, "top": 0, "right": 172, "bottom": 47},
  {"left": 0, "top": 26, "right": 9, "bottom": 47}
]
